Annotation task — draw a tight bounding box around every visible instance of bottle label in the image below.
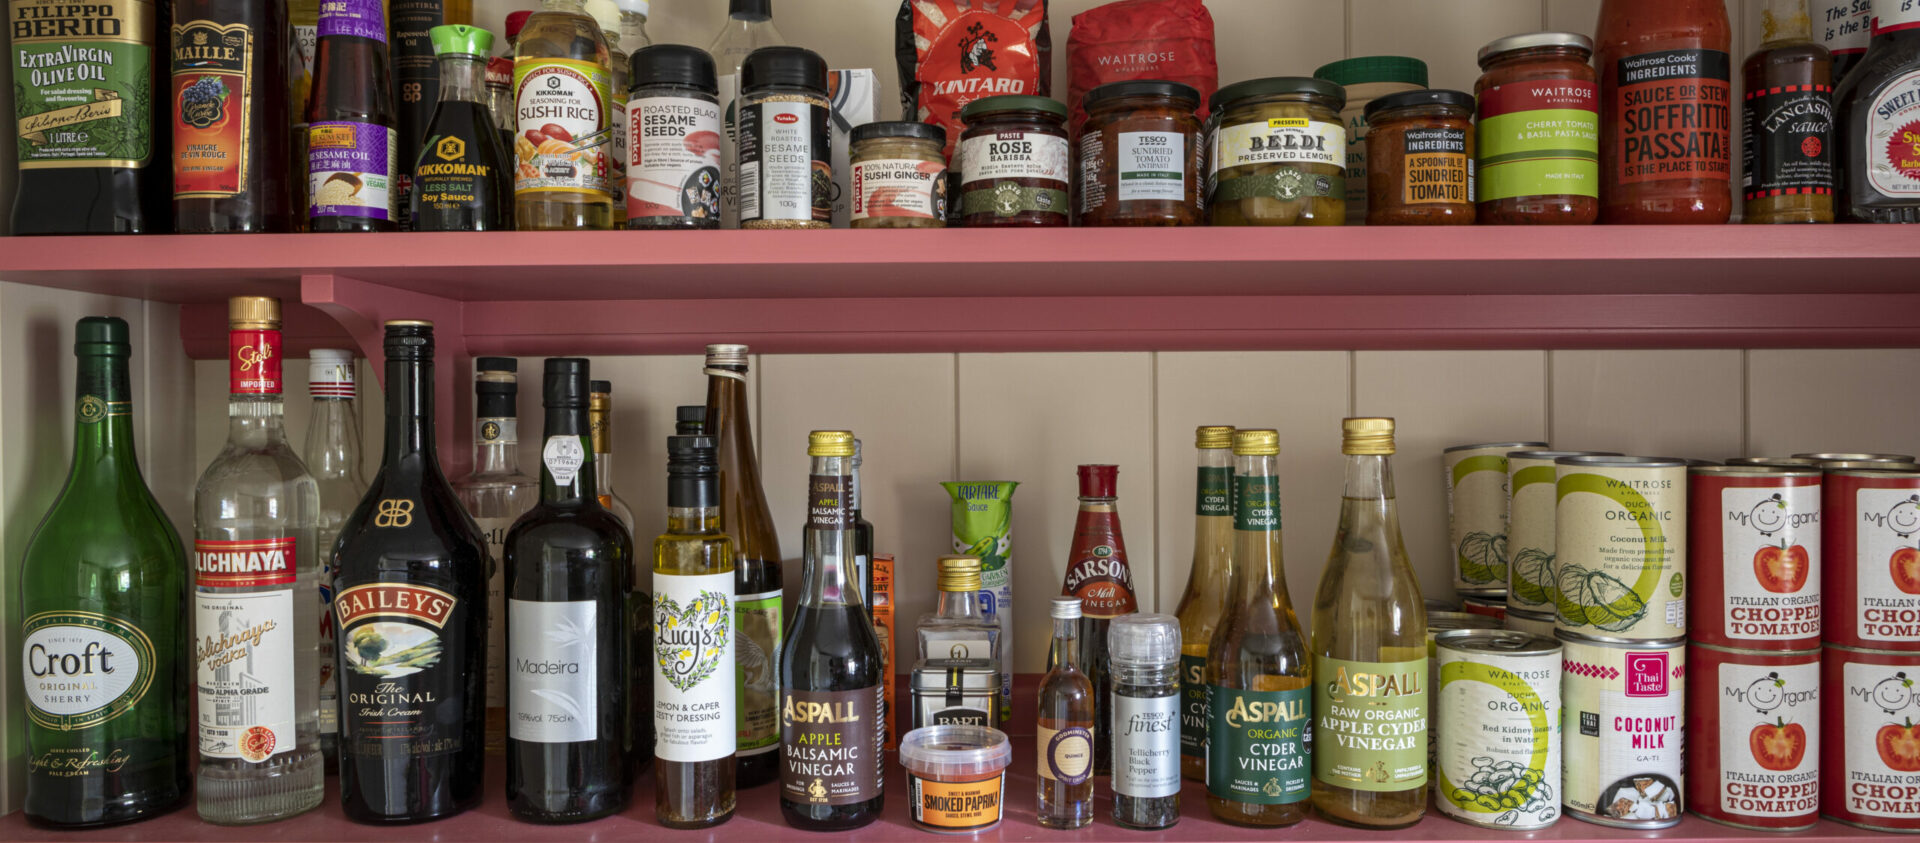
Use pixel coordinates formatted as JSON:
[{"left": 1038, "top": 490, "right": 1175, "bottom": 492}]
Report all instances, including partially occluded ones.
[
  {"left": 1714, "top": 658, "right": 1819, "bottom": 818},
  {"left": 851, "top": 157, "right": 946, "bottom": 221},
  {"left": 958, "top": 132, "right": 1070, "bottom": 183},
  {"left": 1115, "top": 131, "right": 1185, "bottom": 202},
  {"left": 1476, "top": 80, "right": 1600, "bottom": 202},
  {"left": 737, "top": 587, "right": 782, "bottom": 757},
  {"left": 1234, "top": 474, "right": 1280, "bottom": 532},
  {"left": 1180, "top": 654, "right": 1207, "bottom": 762},
  {"left": 477, "top": 418, "right": 517, "bottom": 445},
  {"left": 1818, "top": 0, "right": 1871, "bottom": 55},
  {"left": 309, "top": 120, "right": 397, "bottom": 220},
  {"left": 12, "top": 0, "right": 155, "bottom": 170},
  {"left": 1874, "top": 2, "right": 1920, "bottom": 33},
  {"left": 333, "top": 582, "right": 462, "bottom": 757},
  {"left": 1036, "top": 723, "right": 1094, "bottom": 785},
  {"left": 542, "top": 435, "right": 587, "bottom": 487},
  {"left": 75, "top": 394, "right": 131, "bottom": 424},
  {"left": 1610, "top": 49, "right": 1733, "bottom": 186},
  {"left": 1312, "top": 654, "right": 1428, "bottom": 792},
  {"left": 627, "top": 94, "right": 723, "bottom": 222},
  {"left": 472, "top": 515, "right": 514, "bottom": 709},
  {"left": 780, "top": 685, "right": 885, "bottom": 805},
  {"left": 512, "top": 57, "right": 612, "bottom": 198},
  {"left": 195, "top": 537, "right": 296, "bottom": 588},
  {"left": 317, "top": 0, "right": 384, "bottom": 42},
  {"left": 610, "top": 88, "right": 628, "bottom": 223},
  {"left": 1063, "top": 507, "right": 1137, "bottom": 619},
  {"left": 1205, "top": 684, "right": 1311, "bottom": 804},
  {"left": 1196, "top": 466, "right": 1230, "bottom": 516},
  {"left": 22, "top": 611, "right": 156, "bottom": 730},
  {"left": 1400, "top": 127, "right": 1473, "bottom": 204},
  {"left": 1743, "top": 84, "right": 1834, "bottom": 200},
  {"left": 737, "top": 97, "right": 830, "bottom": 222},
  {"left": 170, "top": 20, "right": 251, "bottom": 199},
  {"left": 653, "top": 571, "right": 735, "bottom": 762},
  {"left": 1212, "top": 118, "right": 1343, "bottom": 171},
  {"left": 389, "top": 0, "right": 442, "bottom": 158},
  {"left": 413, "top": 131, "right": 504, "bottom": 219},
  {"left": 507, "top": 598, "right": 597, "bottom": 744},
  {"left": 1113, "top": 693, "right": 1180, "bottom": 798},
  {"left": 808, "top": 473, "right": 851, "bottom": 528},
  {"left": 1719, "top": 484, "right": 1820, "bottom": 640},
  {"left": 1866, "top": 70, "right": 1920, "bottom": 198},
  {"left": 291, "top": 24, "right": 316, "bottom": 118},
  {"left": 228, "top": 328, "right": 281, "bottom": 395},
  {"left": 195, "top": 588, "right": 296, "bottom": 762}
]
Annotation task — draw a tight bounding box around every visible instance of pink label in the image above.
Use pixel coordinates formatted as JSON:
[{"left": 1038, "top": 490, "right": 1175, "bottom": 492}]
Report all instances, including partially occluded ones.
[{"left": 1627, "top": 651, "right": 1670, "bottom": 697}]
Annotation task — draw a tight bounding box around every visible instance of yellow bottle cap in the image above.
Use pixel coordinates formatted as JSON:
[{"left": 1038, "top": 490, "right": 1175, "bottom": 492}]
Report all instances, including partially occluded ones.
[
  {"left": 1196, "top": 425, "right": 1235, "bottom": 449},
  {"left": 937, "top": 555, "right": 983, "bottom": 591},
  {"left": 808, "top": 430, "right": 856, "bottom": 457},
  {"left": 1232, "top": 429, "right": 1279, "bottom": 456},
  {"left": 1343, "top": 417, "right": 1396, "bottom": 455}
]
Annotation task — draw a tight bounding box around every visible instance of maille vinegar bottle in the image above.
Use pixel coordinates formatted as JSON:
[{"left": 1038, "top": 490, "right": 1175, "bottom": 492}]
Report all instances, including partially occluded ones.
[
  {"left": 1310, "top": 417, "right": 1427, "bottom": 829},
  {"left": 1173, "top": 425, "right": 1233, "bottom": 781}
]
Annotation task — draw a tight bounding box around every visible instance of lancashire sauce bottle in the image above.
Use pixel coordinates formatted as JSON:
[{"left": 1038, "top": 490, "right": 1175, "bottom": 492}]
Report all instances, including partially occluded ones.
[
  {"left": 1596, "top": 0, "right": 1735, "bottom": 223},
  {"left": 1172, "top": 426, "right": 1234, "bottom": 782},
  {"left": 1835, "top": 0, "right": 1920, "bottom": 222},
  {"left": 1744, "top": 0, "right": 1836, "bottom": 223}
]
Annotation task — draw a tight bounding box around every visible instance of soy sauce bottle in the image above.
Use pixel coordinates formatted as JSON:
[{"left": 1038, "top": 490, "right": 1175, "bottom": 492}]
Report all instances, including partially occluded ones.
[{"left": 411, "top": 25, "right": 513, "bottom": 230}]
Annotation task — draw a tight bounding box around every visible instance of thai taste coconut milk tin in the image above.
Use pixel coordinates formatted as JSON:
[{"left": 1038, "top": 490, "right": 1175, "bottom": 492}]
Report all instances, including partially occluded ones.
[
  {"left": 1823, "top": 644, "right": 1920, "bottom": 832},
  {"left": 1824, "top": 470, "right": 1920, "bottom": 650},
  {"left": 1558, "top": 631, "right": 1685, "bottom": 828},
  {"left": 1688, "top": 466, "right": 1822, "bottom": 650},
  {"left": 1434, "top": 629, "right": 1562, "bottom": 830},
  {"left": 1507, "top": 450, "right": 1620, "bottom": 615},
  {"left": 1686, "top": 643, "right": 1820, "bottom": 831},
  {"left": 1507, "top": 609, "right": 1555, "bottom": 639},
  {"left": 1554, "top": 456, "right": 1687, "bottom": 642},
  {"left": 1446, "top": 442, "right": 1547, "bottom": 597}
]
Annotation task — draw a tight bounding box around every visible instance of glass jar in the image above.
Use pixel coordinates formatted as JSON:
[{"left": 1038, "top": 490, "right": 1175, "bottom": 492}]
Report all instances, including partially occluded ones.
[
  {"left": 1365, "top": 90, "right": 1476, "bottom": 225},
  {"left": 1078, "top": 80, "right": 1204, "bottom": 226},
  {"left": 1313, "top": 56, "right": 1429, "bottom": 224},
  {"left": 738, "top": 46, "right": 831, "bottom": 230},
  {"left": 849, "top": 121, "right": 948, "bottom": 228},
  {"left": 627, "top": 44, "right": 722, "bottom": 229},
  {"left": 957, "top": 95, "right": 1070, "bottom": 227},
  {"left": 1475, "top": 33, "right": 1599, "bottom": 224},
  {"left": 1207, "top": 77, "right": 1347, "bottom": 226}
]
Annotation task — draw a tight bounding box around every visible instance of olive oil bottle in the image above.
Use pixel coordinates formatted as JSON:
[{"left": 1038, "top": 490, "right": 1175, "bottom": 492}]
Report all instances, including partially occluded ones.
[
  {"left": 1310, "top": 417, "right": 1427, "bottom": 828},
  {"left": 1204, "top": 429, "right": 1310, "bottom": 826},
  {"left": 1173, "top": 425, "right": 1233, "bottom": 782}
]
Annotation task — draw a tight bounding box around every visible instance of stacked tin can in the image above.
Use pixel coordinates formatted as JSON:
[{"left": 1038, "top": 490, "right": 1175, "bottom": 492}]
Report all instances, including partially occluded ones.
[
  {"left": 1504, "top": 449, "right": 1618, "bottom": 638},
  {"left": 1445, "top": 442, "right": 1546, "bottom": 605},
  {"left": 1432, "top": 628, "right": 1562, "bottom": 829},
  {"left": 1552, "top": 455, "right": 1688, "bottom": 829}
]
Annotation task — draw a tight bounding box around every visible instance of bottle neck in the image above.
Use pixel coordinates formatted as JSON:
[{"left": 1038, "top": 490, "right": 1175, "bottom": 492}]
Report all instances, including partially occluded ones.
[
  {"left": 383, "top": 355, "right": 440, "bottom": 471},
  {"left": 1048, "top": 616, "right": 1080, "bottom": 669},
  {"left": 802, "top": 453, "right": 859, "bottom": 606},
  {"left": 545, "top": 0, "right": 588, "bottom": 14},
  {"left": 438, "top": 52, "right": 487, "bottom": 103},
  {"left": 1233, "top": 451, "right": 1284, "bottom": 598},
  {"left": 850, "top": 459, "right": 863, "bottom": 515},
  {"left": 71, "top": 352, "right": 141, "bottom": 476},
  {"left": 473, "top": 419, "right": 522, "bottom": 474},
  {"left": 667, "top": 504, "right": 719, "bottom": 534},
  {"left": 304, "top": 396, "right": 363, "bottom": 480},
  {"left": 620, "top": 9, "right": 647, "bottom": 41},
  {"left": 1341, "top": 452, "right": 1395, "bottom": 502},
  {"left": 704, "top": 367, "right": 753, "bottom": 455},
  {"left": 934, "top": 586, "right": 984, "bottom": 620},
  {"left": 1195, "top": 446, "right": 1231, "bottom": 520},
  {"left": 596, "top": 448, "right": 617, "bottom": 495},
  {"left": 540, "top": 404, "right": 596, "bottom": 505},
  {"left": 728, "top": 0, "right": 771, "bottom": 21}
]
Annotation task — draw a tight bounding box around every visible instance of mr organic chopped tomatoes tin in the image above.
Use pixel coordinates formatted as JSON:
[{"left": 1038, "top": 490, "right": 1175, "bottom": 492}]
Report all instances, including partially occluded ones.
[
  {"left": 1825, "top": 470, "right": 1920, "bottom": 650},
  {"left": 1688, "top": 466, "right": 1821, "bottom": 650},
  {"left": 1823, "top": 644, "right": 1920, "bottom": 831},
  {"left": 1686, "top": 643, "right": 1820, "bottom": 831}
]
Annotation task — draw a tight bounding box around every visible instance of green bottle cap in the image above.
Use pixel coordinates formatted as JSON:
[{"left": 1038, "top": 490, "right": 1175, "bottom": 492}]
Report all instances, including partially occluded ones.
[
  {"left": 1312, "top": 55, "right": 1429, "bottom": 88},
  {"left": 74, "top": 316, "right": 131, "bottom": 356},
  {"left": 430, "top": 24, "right": 494, "bottom": 56}
]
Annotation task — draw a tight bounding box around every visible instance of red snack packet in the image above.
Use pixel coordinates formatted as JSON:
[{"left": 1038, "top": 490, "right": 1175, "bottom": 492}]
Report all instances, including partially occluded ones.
[
  {"left": 897, "top": 0, "right": 1053, "bottom": 159},
  {"left": 1067, "top": 0, "right": 1217, "bottom": 136}
]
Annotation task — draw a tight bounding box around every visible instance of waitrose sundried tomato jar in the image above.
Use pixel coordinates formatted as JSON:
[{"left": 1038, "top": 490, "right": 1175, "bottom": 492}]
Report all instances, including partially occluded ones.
[
  {"left": 1364, "top": 89, "right": 1476, "bottom": 225},
  {"left": 1475, "top": 32, "right": 1601, "bottom": 224},
  {"left": 1077, "top": 80, "right": 1205, "bottom": 226},
  {"left": 957, "top": 95, "right": 1071, "bottom": 227},
  {"left": 1207, "top": 77, "right": 1346, "bottom": 226}
]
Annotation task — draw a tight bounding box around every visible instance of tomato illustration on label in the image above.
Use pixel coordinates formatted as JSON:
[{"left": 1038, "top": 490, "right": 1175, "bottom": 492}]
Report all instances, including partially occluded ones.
[
  {"left": 1879, "top": 719, "right": 1920, "bottom": 773},
  {"left": 1749, "top": 719, "right": 1806, "bottom": 771},
  {"left": 1753, "top": 543, "right": 1811, "bottom": 593},
  {"left": 1894, "top": 547, "right": 1920, "bottom": 594}
]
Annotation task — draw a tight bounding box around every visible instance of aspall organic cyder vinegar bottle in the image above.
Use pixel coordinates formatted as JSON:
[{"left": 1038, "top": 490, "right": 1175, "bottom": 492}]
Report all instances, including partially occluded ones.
[
  {"left": 1310, "top": 417, "right": 1428, "bottom": 828},
  {"left": 1173, "top": 425, "right": 1234, "bottom": 782}
]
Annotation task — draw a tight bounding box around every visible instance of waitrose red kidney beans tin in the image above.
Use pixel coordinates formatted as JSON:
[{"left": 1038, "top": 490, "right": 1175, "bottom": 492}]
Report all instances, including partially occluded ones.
[
  {"left": 1686, "top": 643, "right": 1820, "bottom": 831},
  {"left": 1689, "top": 466, "right": 1821, "bottom": 650},
  {"left": 1823, "top": 644, "right": 1920, "bottom": 831},
  {"left": 1824, "top": 470, "right": 1920, "bottom": 650}
]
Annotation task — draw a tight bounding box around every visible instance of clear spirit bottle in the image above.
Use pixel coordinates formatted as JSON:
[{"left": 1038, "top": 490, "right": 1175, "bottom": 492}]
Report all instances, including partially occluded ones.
[
  {"left": 916, "top": 555, "right": 1001, "bottom": 664},
  {"left": 453, "top": 356, "right": 538, "bottom": 754},
  {"left": 1036, "top": 596, "right": 1094, "bottom": 829},
  {"left": 303, "top": 348, "right": 366, "bottom": 768}
]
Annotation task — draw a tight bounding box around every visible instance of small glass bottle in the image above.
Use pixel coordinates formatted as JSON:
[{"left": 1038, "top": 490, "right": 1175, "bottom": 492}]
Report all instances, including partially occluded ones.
[
  {"left": 850, "top": 439, "right": 874, "bottom": 609},
  {"left": 916, "top": 555, "right": 1001, "bottom": 664},
  {"left": 1036, "top": 596, "right": 1094, "bottom": 830},
  {"left": 412, "top": 25, "right": 514, "bottom": 231},
  {"left": 512, "top": 0, "right": 614, "bottom": 230},
  {"left": 1173, "top": 425, "right": 1233, "bottom": 781},
  {"left": 706, "top": 0, "right": 782, "bottom": 81},
  {"left": 619, "top": 0, "right": 650, "bottom": 50},
  {"left": 1059, "top": 464, "right": 1137, "bottom": 777},
  {"left": 591, "top": 1, "right": 628, "bottom": 229},
  {"left": 303, "top": 349, "right": 367, "bottom": 769},
  {"left": 626, "top": 44, "right": 722, "bottom": 228},
  {"left": 1109, "top": 613, "right": 1181, "bottom": 830},
  {"left": 652, "top": 434, "right": 737, "bottom": 828},
  {"left": 1743, "top": 0, "right": 1835, "bottom": 224},
  {"left": 307, "top": 0, "right": 398, "bottom": 231}
]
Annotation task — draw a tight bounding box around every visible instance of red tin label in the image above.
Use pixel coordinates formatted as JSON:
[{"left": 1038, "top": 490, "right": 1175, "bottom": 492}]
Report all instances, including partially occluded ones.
[
  {"left": 1823, "top": 645, "right": 1920, "bottom": 830},
  {"left": 1687, "top": 644, "right": 1820, "bottom": 830},
  {"left": 1824, "top": 472, "right": 1920, "bottom": 649},
  {"left": 1690, "top": 470, "right": 1821, "bottom": 649},
  {"left": 229, "top": 328, "right": 281, "bottom": 394}
]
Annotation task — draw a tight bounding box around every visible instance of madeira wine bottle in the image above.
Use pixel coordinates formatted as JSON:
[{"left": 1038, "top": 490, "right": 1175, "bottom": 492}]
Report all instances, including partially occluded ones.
[{"left": 653, "top": 434, "right": 737, "bottom": 828}]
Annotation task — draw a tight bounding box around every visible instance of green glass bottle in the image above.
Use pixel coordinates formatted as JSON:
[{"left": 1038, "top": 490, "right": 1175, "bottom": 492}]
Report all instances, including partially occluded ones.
[{"left": 21, "top": 317, "right": 189, "bottom": 828}]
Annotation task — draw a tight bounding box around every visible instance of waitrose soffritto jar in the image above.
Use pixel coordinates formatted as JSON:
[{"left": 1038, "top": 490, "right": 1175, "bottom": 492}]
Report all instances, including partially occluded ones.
[
  {"left": 1207, "top": 77, "right": 1347, "bottom": 226},
  {"left": 957, "top": 95, "right": 1071, "bottom": 227},
  {"left": 849, "top": 121, "right": 947, "bottom": 229},
  {"left": 1474, "top": 32, "right": 1600, "bottom": 224},
  {"left": 1314, "top": 56, "right": 1428, "bottom": 224},
  {"left": 1077, "top": 80, "right": 1205, "bottom": 227},
  {"left": 1364, "top": 90, "right": 1476, "bottom": 225}
]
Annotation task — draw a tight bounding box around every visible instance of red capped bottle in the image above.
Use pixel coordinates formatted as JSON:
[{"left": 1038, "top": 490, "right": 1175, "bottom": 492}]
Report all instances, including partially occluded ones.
[{"left": 1058, "top": 464, "right": 1137, "bottom": 778}]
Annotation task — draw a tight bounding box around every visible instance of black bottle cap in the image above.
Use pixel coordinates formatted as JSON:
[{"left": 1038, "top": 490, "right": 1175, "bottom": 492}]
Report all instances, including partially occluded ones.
[
  {"left": 741, "top": 46, "right": 826, "bottom": 94},
  {"left": 667, "top": 434, "right": 718, "bottom": 508},
  {"left": 676, "top": 404, "right": 706, "bottom": 435},
  {"left": 631, "top": 44, "right": 717, "bottom": 94},
  {"left": 668, "top": 435, "right": 716, "bottom": 470},
  {"left": 74, "top": 316, "right": 131, "bottom": 357},
  {"left": 543, "top": 357, "right": 591, "bottom": 408},
  {"left": 384, "top": 320, "right": 435, "bottom": 360},
  {"left": 850, "top": 120, "right": 946, "bottom": 146},
  {"left": 475, "top": 359, "right": 518, "bottom": 418},
  {"left": 591, "top": 379, "right": 613, "bottom": 394},
  {"left": 476, "top": 356, "right": 517, "bottom": 372},
  {"left": 728, "top": 0, "right": 770, "bottom": 21}
]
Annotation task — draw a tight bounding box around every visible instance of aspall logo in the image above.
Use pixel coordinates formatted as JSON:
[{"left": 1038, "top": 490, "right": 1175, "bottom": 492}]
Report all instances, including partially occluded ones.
[{"left": 436, "top": 136, "right": 465, "bottom": 162}]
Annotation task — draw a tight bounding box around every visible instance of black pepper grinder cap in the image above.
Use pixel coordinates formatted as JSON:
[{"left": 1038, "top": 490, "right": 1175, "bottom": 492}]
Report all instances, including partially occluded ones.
[
  {"left": 741, "top": 45, "right": 827, "bottom": 93},
  {"left": 383, "top": 320, "right": 435, "bottom": 360},
  {"left": 542, "top": 357, "right": 591, "bottom": 408},
  {"left": 631, "top": 44, "right": 717, "bottom": 93}
]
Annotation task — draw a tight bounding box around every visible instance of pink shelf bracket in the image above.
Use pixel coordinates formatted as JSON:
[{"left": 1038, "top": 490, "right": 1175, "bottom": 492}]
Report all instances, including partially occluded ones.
[{"left": 302, "top": 272, "right": 474, "bottom": 480}]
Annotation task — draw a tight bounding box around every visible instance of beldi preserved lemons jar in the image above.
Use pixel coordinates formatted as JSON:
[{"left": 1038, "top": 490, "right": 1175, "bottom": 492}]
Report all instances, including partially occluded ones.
[{"left": 1207, "top": 77, "right": 1347, "bottom": 225}]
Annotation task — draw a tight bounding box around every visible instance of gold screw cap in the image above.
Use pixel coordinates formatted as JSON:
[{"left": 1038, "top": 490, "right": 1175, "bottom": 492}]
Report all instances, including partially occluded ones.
[
  {"left": 228, "top": 296, "right": 281, "bottom": 329},
  {"left": 937, "top": 555, "right": 983, "bottom": 591},
  {"left": 808, "top": 430, "right": 856, "bottom": 457},
  {"left": 1232, "top": 429, "right": 1279, "bottom": 456},
  {"left": 1343, "top": 417, "right": 1396, "bottom": 455},
  {"left": 1196, "top": 425, "right": 1235, "bottom": 449}
]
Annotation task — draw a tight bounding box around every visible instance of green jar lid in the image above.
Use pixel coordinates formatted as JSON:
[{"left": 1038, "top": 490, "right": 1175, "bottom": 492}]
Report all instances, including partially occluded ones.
[
  {"left": 961, "top": 94, "right": 1067, "bottom": 122},
  {"left": 430, "top": 24, "right": 494, "bottom": 56},
  {"left": 1209, "top": 76, "right": 1346, "bottom": 113},
  {"left": 1312, "top": 55, "right": 1429, "bottom": 88}
]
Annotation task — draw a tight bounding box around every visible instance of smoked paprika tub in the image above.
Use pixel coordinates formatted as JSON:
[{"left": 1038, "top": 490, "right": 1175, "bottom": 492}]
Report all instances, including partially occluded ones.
[
  {"left": 1596, "top": 0, "right": 1735, "bottom": 223},
  {"left": 1687, "top": 643, "right": 1820, "bottom": 831},
  {"left": 1823, "top": 470, "right": 1920, "bottom": 650},
  {"left": 1822, "top": 644, "right": 1920, "bottom": 832},
  {"left": 900, "top": 724, "right": 1013, "bottom": 834},
  {"left": 1688, "top": 466, "right": 1822, "bottom": 651}
]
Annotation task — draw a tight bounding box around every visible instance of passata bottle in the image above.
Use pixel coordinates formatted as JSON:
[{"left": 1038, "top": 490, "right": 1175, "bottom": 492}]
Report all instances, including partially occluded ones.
[
  {"left": 1597, "top": 0, "right": 1734, "bottom": 223},
  {"left": 1835, "top": 0, "right": 1920, "bottom": 221},
  {"left": 1059, "top": 464, "right": 1138, "bottom": 778}
]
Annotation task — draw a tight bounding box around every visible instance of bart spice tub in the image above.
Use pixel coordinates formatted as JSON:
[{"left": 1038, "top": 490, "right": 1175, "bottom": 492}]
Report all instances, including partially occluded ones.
[
  {"left": 943, "top": 481, "right": 1017, "bottom": 723},
  {"left": 1554, "top": 456, "right": 1687, "bottom": 642},
  {"left": 1687, "top": 643, "right": 1820, "bottom": 831},
  {"left": 1689, "top": 466, "right": 1822, "bottom": 650},
  {"left": 1507, "top": 450, "right": 1620, "bottom": 615},
  {"left": 1823, "top": 644, "right": 1920, "bottom": 831},
  {"left": 1824, "top": 470, "right": 1920, "bottom": 650},
  {"left": 1434, "top": 630, "right": 1562, "bottom": 830},
  {"left": 1445, "top": 441, "right": 1547, "bottom": 596},
  {"left": 1558, "top": 632, "right": 1685, "bottom": 828}
]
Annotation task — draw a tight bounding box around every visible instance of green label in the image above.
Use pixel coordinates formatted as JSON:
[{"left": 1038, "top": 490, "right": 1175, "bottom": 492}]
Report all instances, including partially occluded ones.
[
  {"left": 1234, "top": 474, "right": 1279, "bottom": 532},
  {"left": 1180, "top": 654, "right": 1207, "bottom": 761},
  {"left": 1196, "top": 467, "right": 1231, "bottom": 517},
  {"left": 13, "top": 0, "right": 156, "bottom": 168},
  {"left": 1211, "top": 167, "right": 1342, "bottom": 203},
  {"left": 1476, "top": 108, "right": 1599, "bottom": 202},
  {"left": 735, "top": 589, "right": 781, "bottom": 754},
  {"left": 1205, "top": 684, "right": 1310, "bottom": 804},
  {"left": 960, "top": 182, "right": 1068, "bottom": 219},
  {"left": 1312, "top": 655, "right": 1427, "bottom": 793}
]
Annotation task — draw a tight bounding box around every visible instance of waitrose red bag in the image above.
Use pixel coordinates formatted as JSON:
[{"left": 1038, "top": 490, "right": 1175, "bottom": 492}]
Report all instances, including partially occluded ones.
[
  {"left": 1067, "top": 0, "right": 1217, "bottom": 136},
  {"left": 897, "top": 0, "right": 1052, "bottom": 159}
]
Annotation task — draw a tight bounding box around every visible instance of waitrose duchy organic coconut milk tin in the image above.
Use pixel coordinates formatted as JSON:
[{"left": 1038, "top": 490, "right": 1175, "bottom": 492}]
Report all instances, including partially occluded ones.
[
  {"left": 1822, "top": 644, "right": 1920, "bottom": 832},
  {"left": 1686, "top": 643, "right": 1820, "bottom": 831},
  {"left": 1507, "top": 609, "right": 1555, "bottom": 639},
  {"left": 1824, "top": 470, "right": 1920, "bottom": 650},
  {"left": 1558, "top": 632, "right": 1685, "bottom": 828},
  {"left": 1446, "top": 442, "right": 1547, "bottom": 597},
  {"left": 1688, "top": 466, "right": 1822, "bottom": 650},
  {"left": 1553, "top": 456, "right": 1687, "bottom": 642},
  {"left": 1434, "top": 629, "right": 1562, "bottom": 830},
  {"left": 1506, "top": 450, "right": 1620, "bottom": 615}
]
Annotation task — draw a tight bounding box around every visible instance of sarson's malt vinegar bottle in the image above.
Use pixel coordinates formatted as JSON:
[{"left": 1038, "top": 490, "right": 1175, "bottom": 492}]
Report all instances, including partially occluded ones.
[
  {"left": 1310, "top": 417, "right": 1427, "bottom": 828},
  {"left": 1173, "top": 425, "right": 1234, "bottom": 782}
]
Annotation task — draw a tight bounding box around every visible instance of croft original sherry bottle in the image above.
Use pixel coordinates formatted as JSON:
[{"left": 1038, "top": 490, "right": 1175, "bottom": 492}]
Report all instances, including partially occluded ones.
[
  {"left": 653, "top": 434, "right": 737, "bottom": 828},
  {"left": 192, "top": 297, "right": 324, "bottom": 825},
  {"left": 777, "top": 431, "right": 885, "bottom": 830},
  {"left": 303, "top": 349, "right": 367, "bottom": 767},
  {"left": 453, "top": 357, "right": 538, "bottom": 754},
  {"left": 333, "top": 321, "right": 488, "bottom": 823},
  {"left": 1173, "top": 425, "right": 1233, "bottom": 781},
  {"left": 21, "top": 317, "right": 189, "bottom": 828},
  {"left": 504, "top": 358, "right": 633, "bottom": 822}
]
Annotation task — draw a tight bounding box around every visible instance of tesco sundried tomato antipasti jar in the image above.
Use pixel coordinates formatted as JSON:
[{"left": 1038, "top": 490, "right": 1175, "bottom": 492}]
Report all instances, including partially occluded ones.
[
  {"left": 1077, "top": 80, "right": 1204, "bottom": 226},
  {"left": 957, "top": 95, "right": 1070, "bottom": 227}
]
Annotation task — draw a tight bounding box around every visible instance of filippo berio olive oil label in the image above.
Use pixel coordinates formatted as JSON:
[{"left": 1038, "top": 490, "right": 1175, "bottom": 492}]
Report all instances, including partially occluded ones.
[
  {"left": 13, "top": 0, "right": 157, "bottom": 169},
  {"left": 1312, "top": 656, "right": 1428, "bottom": 791},
  {"left": 1206, "top": 685, "right": 1310, "bottom": 804}
]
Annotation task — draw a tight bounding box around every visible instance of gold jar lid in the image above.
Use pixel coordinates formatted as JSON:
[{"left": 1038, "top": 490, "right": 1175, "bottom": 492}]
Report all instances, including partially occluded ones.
[
  {"left": 1343, "top": 417, "right": 1396, "bottom": 455},
  {"left": 228, "top": 296, "right": 281, "bottom": 329},
  {"left": 937, "top": 555, "right": 984, "bottom": 591},
  {"left": 1232, "top": 429, "right": 1279, "bottom": 456},
  {"left": 1196, "top": 425, "right": 1234, "bottom": 450},
  {"left": 808, "top": 430, "right": 855, "bottom": 457}
]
